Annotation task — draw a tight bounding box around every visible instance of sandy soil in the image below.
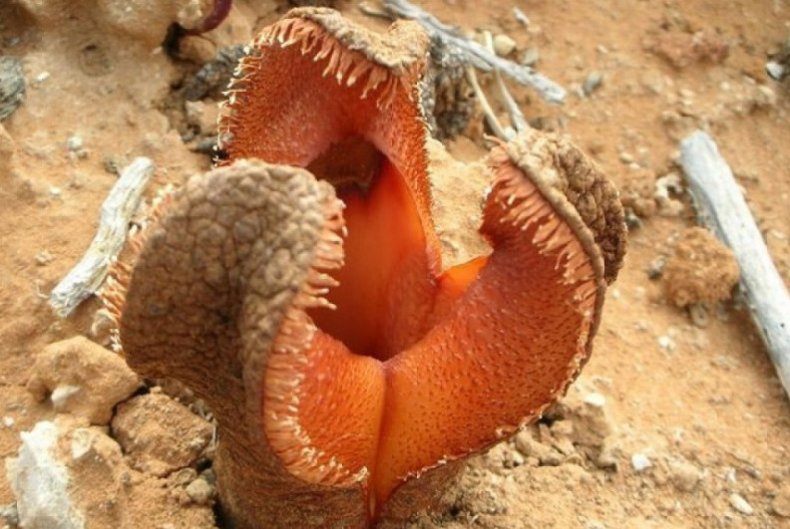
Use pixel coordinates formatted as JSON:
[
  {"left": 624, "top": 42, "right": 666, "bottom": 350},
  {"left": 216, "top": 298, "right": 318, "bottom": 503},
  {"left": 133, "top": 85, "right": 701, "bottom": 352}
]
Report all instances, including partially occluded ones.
[{"left": 1, "top": 1, "right": 789, "bottom": 528}]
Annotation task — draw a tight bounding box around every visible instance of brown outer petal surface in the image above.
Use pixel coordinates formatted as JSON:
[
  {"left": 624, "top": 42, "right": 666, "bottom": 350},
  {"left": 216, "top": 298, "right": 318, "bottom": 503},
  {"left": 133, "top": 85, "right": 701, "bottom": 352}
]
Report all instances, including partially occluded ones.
[{"left": 117, "top": 160, "right": 369, "bottom": 529}]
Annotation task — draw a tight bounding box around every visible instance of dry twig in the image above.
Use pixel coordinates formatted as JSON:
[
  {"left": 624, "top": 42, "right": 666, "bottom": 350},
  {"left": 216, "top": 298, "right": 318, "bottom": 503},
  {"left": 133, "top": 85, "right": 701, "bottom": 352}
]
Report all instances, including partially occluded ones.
[
  {"left": 680, "top": 131, "right": 790, "bottom": 399},
  {"left": 363, "top": 0, "right": 566, "bottom": 103},
  {"left": 49, "top": 157, "right": 154, "bottom": 317}
]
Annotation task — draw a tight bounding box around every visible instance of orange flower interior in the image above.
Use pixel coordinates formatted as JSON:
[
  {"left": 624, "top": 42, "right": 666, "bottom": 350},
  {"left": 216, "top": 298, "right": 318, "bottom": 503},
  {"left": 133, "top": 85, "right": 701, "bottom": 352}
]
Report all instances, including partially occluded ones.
[{"left": 221, "top": 15, "right": 599, "bottom": 518}]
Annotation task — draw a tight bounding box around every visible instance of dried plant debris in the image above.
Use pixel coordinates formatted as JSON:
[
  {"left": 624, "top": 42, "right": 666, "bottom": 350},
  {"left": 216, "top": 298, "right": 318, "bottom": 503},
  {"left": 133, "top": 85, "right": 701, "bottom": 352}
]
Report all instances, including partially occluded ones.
[
  {"left": 0, "top": 56, "right": 25, "bottom": 121},
  {"left": 182, "top": 44, "right": 247, "bottom": 101},
  {"left": 421, "top": 36, "right": 476, "bottom": 139}
]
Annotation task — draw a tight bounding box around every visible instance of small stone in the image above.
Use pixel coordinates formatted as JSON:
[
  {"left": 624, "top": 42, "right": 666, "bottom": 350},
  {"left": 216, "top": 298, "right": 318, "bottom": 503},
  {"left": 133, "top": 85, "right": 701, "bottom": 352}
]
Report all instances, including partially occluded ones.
[
  {"left": 185, "top": 477, "right": 214, "bottom": 505},
  {"left": 754, "top": 85, "right": 777, "bottom": 107},
  {"left": 658, "top": 335, "right": 675, "bottom": 351},
  {"left": 3, "top": 416, "right": 14, "bottom": 428},
  {"left": 583, "top": 71, "right": 603, "bottom": 95},
  {"left": 772, "top": 484, "right": 790, "bottom": 517},
  {"left": 729, "top": 493, "right": 754, "bottom": 515},
  {"left": 583, "top": 393, "right": 606, "bottom": 408},
  {"left": 65, "top": 135, "right": 83, "bottom": 152},
  {"left": 631, "top": 453, "right": 652, "bottom": 472},
  {"left": 6, "top": 422, "right": 82, "bottom": 529},
  {"left": 618, "top": 151, "right": 634, "bottom": 164},
  {"left": 493, "top": 34, "right": 517, "bottom": 56},
  {"left": 521, "top": 47, "right": 540, "bottom": 66},
  {"left": 669, "top": 460, "right": 701, "bottom": 492},
  {"left": 647, "top": 256, "right": 666, "bottom": 280},
  {"left": 34, "top": 250, "right": 53, "bottom": 266},
  {"left": 27, "top": 336, "right": 140, "bottom": 425},
  {"left": 766, "top": 60, "right": 785, "bottom": 81},
  {"left": 50, "top": 384, "right": 82, "bottom": 411},
  {"left": 111, "top": 393, "right": 213, "bottom": 477},
  {"left": 0, "top": 503, "right": 19, "bottom": 526},
  {"left": 688, "top": 303, "right": 710, "bottom": 328}
]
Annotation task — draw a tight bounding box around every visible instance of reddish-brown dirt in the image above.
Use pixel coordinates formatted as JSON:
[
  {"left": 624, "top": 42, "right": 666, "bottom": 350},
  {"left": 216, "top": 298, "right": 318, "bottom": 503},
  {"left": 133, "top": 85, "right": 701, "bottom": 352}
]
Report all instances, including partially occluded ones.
[{"left": 1, "top": 1, "right": 788, "bottom": 528}]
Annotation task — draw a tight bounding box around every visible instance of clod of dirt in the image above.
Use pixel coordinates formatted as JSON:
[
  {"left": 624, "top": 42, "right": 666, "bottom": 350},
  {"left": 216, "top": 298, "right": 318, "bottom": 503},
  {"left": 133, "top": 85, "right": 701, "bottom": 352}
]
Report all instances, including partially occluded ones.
[
  {"left": 663, "top": 227, "right": 740, "bottom": 308},
  {"left": 5, "top": 418, "right": 130, "bottom": 529},
  {"left": 0, "top": 56, "right": 25, "bottom": 122},
  {"left": 426, "top": 138, "right": 491, "bottom": 267},
  {"left": 513, "top": 392, "right": 615, "bottom": 470},
  {"left": 668, "top": 459, "right": 701, "bottom": 492},
  {"left": 26, "top": 336, "right": 141, "bottom": 426},
  {"left": 111, "top": 393, "right": 213, "bottom": 477},
  {"left": 646, "top": 29, "right": 729, "bottom": 69},
  {"left": 619, "top": 169, "right": 659, "bottom": 220}
]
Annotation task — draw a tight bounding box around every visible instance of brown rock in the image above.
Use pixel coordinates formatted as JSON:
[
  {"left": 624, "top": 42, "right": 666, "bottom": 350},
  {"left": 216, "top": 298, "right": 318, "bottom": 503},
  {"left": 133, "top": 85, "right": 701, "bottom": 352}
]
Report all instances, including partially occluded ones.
[
  {"left": 647, "top": 30, "right": 729, "bottom": 69},
  {"left": 111, "top": 393, "right": 213, "bottom": 477},
  {"left": 26, "top": 336, "right": 141, "bottom": 425},
  {"left": 668, "top": 459, "right": 701, "bottom": 492},
  {"left": 664, "top": 227, "right": 740, "bottom": 307}
]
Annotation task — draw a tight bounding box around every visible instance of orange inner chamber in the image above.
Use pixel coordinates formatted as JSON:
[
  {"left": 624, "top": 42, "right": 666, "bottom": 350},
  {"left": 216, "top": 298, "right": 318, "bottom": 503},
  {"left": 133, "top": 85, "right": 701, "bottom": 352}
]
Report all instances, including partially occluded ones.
[{"left": 308, "top": 138, "right": 432, "bottom": 361}]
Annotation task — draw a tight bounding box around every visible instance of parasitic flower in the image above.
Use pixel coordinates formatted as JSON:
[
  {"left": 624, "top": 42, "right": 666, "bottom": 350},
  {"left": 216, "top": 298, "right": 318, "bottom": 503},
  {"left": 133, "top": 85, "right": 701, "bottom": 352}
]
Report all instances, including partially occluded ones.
[{"left": 104, "top": 8, "right": 626, "bottom": 529}]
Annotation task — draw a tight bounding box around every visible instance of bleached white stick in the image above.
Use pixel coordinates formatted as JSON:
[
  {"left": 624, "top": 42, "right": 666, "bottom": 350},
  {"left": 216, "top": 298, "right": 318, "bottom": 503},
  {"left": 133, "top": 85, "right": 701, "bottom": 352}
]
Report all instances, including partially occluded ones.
[
  {"left": 680, "top": 131, "right": 790, "bottom": 398},
  {"left": 49, "top": 157, "right": 154, "bottom": 317}
]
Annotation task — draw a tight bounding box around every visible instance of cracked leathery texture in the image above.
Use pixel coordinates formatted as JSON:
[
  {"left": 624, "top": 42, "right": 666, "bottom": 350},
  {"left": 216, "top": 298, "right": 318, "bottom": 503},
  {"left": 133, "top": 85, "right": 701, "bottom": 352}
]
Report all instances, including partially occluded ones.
[
  {"left": 119, "top": 161, "right": 367, "bottom": 529},
  {"left": 504, "top": 128, "right": 626, "bottom": 285}
]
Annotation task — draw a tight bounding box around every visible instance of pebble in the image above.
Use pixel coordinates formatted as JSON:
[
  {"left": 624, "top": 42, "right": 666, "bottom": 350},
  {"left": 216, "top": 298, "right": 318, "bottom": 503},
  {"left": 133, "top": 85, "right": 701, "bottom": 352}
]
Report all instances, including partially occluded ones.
[
  {"left": 631, "top": 453, "right": 652, "bottom": 472},
  {"left": 185, "top": 477, "right": 214, "bottom": 505},
  {"left": 583, "top": 71, "right": 603, "bottom": 95},
  {"left": 766, "top": 60, "right": 785, "bottom": 81},
  {"left": 493, "top": 34, "right": 517, "bottom": 56},
  {"left": 669, "top": 460, "right": 701, "bottom": 492},
  {"left": 50, "top": 384, "right": 82, "bottom": 411},
  {"left": 66, "top": 135, "right": 83, "bottom": 151},
  {"left": 2, "top": 416, "right": 14, "bottom": 427},
  {"left": 729, "top": 493, "right": 754, "bottom": 515},
  {"left": 647, "top": 256, "right": 666, "bottom": 279},
  {"left": 0, "top": 503, "right": 19, "bottom": 526},
  {"left": 688, "top": 303, "right": 710, "bottom": 328},
  {"left": 34, "top": 250, "right": 54, "bottom": 266},
  {"left": 521, "top": 47, "right": 540, "bottom": 66},
  {"left": 618, "top": 151, "right": 634, "bottom": 164},
  {"left": 583, "top": 392, "right": 606, "bottom": 408},
  {"left": 754, "top": 85, "right": 777, "bottom": 107},
  {"left": 27, "top": 336, "right": 140, "bottom": 425},
  {"left": 658, "top": 335, "right": 676, "bottom": 351}
]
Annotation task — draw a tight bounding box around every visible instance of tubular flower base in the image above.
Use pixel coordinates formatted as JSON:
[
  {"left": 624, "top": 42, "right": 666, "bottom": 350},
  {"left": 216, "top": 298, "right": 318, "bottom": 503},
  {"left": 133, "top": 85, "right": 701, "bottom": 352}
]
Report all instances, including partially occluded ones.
[{"left": 104, "top": 8, "right": 626, "bottom": 529}]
